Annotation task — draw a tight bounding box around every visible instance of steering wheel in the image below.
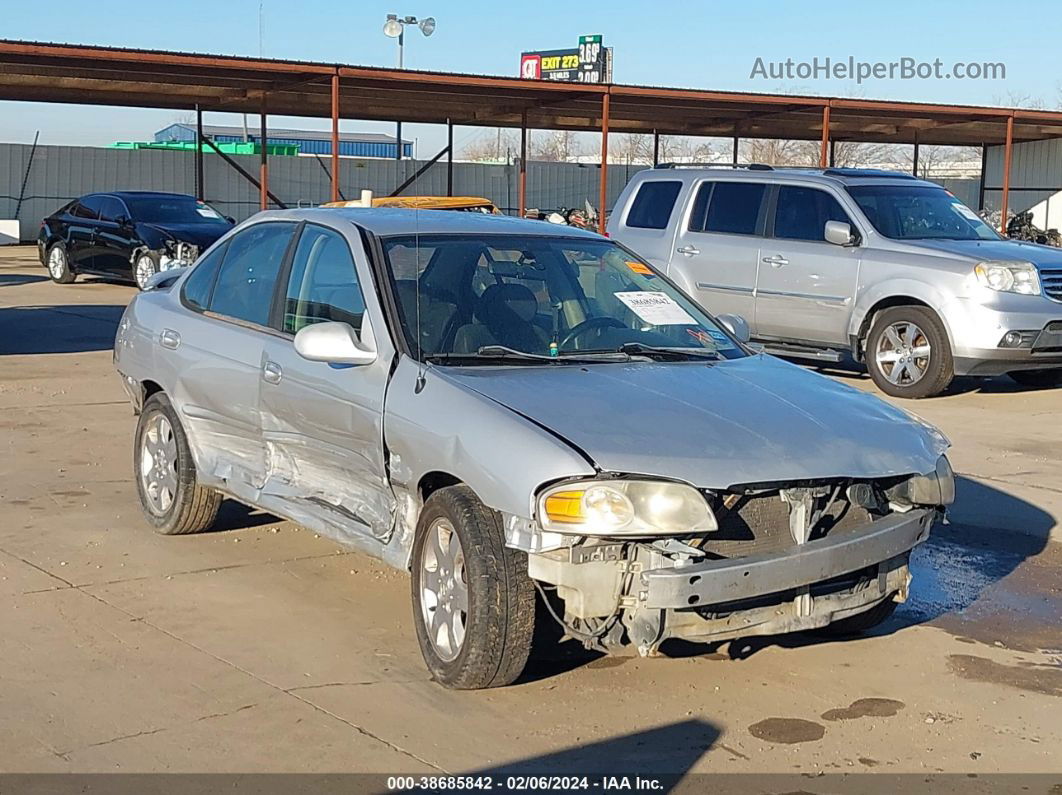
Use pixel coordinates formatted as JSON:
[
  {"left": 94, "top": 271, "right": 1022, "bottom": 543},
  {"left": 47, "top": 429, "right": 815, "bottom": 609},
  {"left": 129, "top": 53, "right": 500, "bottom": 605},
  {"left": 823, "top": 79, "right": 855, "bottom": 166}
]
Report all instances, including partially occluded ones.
[{"left": 559, "top": 316, "right": 626, "bottom": 350}]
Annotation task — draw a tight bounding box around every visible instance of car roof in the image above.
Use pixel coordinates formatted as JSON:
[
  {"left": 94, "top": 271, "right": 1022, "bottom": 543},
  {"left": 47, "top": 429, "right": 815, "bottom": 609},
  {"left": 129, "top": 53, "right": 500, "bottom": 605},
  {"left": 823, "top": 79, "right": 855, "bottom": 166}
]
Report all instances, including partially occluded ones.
[
  {"left": 249, "top": 207, "right": 605, "bottom": 239},
  {"left": 637, "top": 166, "right": 932, "bottom": 189},
  {"left": 106, "top": 191, "right": 197, "bottom": 200}
]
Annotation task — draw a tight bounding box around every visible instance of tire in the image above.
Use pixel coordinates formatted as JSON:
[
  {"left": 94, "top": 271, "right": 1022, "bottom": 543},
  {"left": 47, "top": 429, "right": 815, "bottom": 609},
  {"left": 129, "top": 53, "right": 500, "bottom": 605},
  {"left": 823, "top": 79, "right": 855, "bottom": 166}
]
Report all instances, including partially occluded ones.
[
  {"left": 46, "top": 242, "right": 76, "bottom": 284},
  {"left": 1008, "top": 369, "right": 1062, "bottom": 389},
  {"left": 411, "top": 485, "right": 535, "bottom": 689},
  {"left": 865, "top": 306, "right": 953, "bottom": 399},
  {"left": 133, "top": 250, "right": 160, "bottom": 290},
  {"left": 815, "top": 598, "right": 897, "bottom": 638},
  {"left": 133, "top": 393, "right": 221, "bottom": 535}
]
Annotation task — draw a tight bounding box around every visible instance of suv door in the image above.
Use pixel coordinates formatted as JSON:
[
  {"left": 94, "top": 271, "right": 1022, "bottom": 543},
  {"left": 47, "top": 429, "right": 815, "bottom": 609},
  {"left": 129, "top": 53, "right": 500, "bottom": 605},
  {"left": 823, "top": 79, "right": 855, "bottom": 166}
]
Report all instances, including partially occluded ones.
[
  {"left": 258, "top": 223, "right": 395, "bottom": 540},
  {"left": 671, "top": 181, "right": 767, "bottom": 326},
  {"left": 68, "top": 196, "right": 104, "bottom": 270},
  {"left": 173, "top": 221, "right": 297, "bottom": 492},
  {"left": 754, "top": 184, "right": 861, "bottom": 345},
  {"left": 94, "top": 195, "right": 135, "bottom": 276}
]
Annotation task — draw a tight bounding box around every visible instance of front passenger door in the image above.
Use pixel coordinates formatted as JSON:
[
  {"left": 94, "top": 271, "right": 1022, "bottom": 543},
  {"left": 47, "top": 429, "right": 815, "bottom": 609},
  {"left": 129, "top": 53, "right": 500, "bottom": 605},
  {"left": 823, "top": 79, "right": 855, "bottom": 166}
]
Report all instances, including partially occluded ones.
[{"left": 258, "top": 223, "right": 395, "bottom": 541}]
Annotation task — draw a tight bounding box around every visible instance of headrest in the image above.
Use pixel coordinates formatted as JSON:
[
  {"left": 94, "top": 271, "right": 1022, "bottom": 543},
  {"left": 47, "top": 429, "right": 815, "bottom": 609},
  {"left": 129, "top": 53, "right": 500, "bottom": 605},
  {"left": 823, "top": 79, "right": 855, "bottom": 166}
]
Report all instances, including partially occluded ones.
[{"left": 477, "top": 283, "right": 538, "bottom": 324}]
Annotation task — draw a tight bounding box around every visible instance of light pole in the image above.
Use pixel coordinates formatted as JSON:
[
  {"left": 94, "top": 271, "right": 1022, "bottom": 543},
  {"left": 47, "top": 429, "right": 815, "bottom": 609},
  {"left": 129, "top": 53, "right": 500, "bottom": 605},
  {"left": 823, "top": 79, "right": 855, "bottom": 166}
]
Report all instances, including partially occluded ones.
[{"left": 384, "top": 14, "right": 435, "bottom": 161}]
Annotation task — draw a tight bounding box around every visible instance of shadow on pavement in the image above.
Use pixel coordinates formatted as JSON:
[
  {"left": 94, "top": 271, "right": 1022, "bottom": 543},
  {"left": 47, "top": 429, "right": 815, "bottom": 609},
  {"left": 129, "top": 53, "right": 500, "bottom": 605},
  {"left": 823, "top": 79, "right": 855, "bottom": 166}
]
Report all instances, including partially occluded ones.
[
  {"left": 0, "top": 273, "right": 49, "bottom": 287},
  {"left": 0, "top": 305, "right": 124, "bottom": 354},
  {"left": 466, "top": 719, "right": 720, "bottom": 776}
]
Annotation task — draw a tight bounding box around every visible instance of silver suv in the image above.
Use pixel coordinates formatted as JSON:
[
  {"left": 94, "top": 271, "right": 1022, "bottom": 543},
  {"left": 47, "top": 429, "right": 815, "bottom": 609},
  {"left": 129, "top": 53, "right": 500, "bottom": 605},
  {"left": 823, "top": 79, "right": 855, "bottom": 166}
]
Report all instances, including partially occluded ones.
[{"left": 608, "top": 166, "right": 1062, "bottom": 398}]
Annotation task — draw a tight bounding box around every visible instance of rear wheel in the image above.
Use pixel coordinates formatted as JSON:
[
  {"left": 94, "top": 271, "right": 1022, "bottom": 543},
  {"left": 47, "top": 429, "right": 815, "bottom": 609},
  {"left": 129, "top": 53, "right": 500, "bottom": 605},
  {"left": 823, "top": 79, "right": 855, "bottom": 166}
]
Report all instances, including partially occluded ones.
[
  {"left": 411, "top": 485, "right": 535, "bottom": 689},
  {"left": 866, "top": 306, "right": 953, "bottom": 399},
  {"left": 1008, "top": 369, "right": 1062, "bottom": 389},
  {"left": 46, "top": 243, "right": 76, "bottom": 284},
  {"left": 815, "top": 598, "right": 897, "bottom": 637},
  {"left": 134, "top": 393, "right": 221, "bottom": 535}
]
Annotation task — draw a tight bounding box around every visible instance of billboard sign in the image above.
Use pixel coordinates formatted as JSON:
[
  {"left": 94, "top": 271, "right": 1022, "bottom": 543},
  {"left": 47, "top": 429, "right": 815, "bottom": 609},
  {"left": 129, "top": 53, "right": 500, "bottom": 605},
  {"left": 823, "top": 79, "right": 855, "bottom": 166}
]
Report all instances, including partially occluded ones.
[{"left": 520, "top": 35, "right": 612, "bottom": 83}]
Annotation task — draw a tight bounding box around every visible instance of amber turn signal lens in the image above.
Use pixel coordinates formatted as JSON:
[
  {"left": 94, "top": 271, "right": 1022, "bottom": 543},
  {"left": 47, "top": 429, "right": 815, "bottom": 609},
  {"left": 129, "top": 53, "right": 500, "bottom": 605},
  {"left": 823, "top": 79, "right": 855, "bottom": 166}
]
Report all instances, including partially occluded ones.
[{"left": 543, "top": 490, "right": 585, "bottom": 523}]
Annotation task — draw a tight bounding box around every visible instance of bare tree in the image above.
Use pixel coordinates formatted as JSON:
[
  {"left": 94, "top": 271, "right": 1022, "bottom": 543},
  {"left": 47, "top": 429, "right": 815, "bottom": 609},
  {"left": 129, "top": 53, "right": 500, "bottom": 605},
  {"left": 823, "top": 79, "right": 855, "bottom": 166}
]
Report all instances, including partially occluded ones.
[
  {"left": 740, "top": 138, "right": 818, "bottom": 166},
  {"left": 899, "top": 144, "right": 980, "bottom": 178},
  {"left": 460, "top": 129, "right": 519, "bottom": 163},
  {"left": 529, "top": 130, "right": 584, "bottom": 162}
]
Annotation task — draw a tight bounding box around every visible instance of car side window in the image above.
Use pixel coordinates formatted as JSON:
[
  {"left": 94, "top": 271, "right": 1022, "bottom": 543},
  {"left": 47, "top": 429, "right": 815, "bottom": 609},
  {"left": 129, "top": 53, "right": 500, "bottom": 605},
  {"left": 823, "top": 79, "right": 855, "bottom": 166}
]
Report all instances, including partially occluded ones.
[
  {"left": 73, "top": 197, "right": 103, "bottom": 220},
  {"left": 181, "top": 241, "right": 230, "bottom": 312},
  {"left": 98, "top": 197, "right": 127, "bottom": 223},
  {"left": 282, "top": 225, "right": 365, "bottom": 335},
  {"left": 699, "top": 182, "right": 766, "bottom": 236},
  {"left": 774, "top": 186, "right": 852, "bottom": 242},
  {"left": 625, "top": 181, "right": 682, "bottom": 229},
  {"left": 208, "top": 222, "right": 296, "bottom": 327}
]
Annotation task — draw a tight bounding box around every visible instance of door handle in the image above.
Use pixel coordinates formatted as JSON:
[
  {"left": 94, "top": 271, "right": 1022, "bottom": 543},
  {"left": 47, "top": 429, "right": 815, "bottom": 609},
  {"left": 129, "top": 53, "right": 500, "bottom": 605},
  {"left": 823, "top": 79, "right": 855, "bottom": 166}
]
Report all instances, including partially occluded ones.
[
  {"left": 676, "top": 245, "right": 700, "bottom": 256},
  {"left": 262, "top": 361, "right": 283, "bottom": 385},
  {"left": 159, "top": 329, "right": 181, "bottom": 350},
  {"left": 762, "top": 254, "right": 789, "bottom": 267}
]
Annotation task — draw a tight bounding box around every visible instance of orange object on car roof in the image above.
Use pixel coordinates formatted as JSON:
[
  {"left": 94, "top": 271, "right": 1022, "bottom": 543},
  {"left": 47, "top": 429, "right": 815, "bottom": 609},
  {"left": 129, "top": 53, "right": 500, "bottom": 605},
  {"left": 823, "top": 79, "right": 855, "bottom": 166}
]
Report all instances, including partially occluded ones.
[{"left": 321, "top": 196, "right": 501, "bottom": 213}]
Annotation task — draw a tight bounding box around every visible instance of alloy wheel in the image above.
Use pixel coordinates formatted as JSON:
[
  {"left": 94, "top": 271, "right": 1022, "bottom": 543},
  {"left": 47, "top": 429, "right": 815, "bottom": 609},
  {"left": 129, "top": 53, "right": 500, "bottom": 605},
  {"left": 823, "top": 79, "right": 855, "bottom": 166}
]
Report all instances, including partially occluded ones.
[
  {"left": 48, "top": 247, "right": 66, "bottom": 279},
  {"left": 140, "top": 413, "right": 179, "bottom": 515},
  {"left": 134, "top": 255, "right": 156, "bottom": 289},
  {"left": 419, "top": 518, "right": 469, "bottom": 662},
  {"left": 876, "top": 321, "right": 931, "bottom": 387}
]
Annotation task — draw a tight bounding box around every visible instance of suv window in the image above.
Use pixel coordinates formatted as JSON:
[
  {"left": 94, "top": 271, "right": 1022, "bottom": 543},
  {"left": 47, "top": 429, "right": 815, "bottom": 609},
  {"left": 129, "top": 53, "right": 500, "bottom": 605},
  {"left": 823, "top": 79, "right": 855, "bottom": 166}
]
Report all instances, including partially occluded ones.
[
  {"left": 181, "top": 241, "right": 230, "bottom": 312},
  {"left": 98, "top": 196, "right": 127, "bottom": 223},
  {"left": 625, "top": 181, "right": 682, "bottom": 229},
  {"left": 773, "top": 186, "right": 851, "bottom": 242},
  {"left": 73, "top": 196, "right": 103, "bottom": 220},
  {"left": 208, "top": 222, "right": 296, "bottom": 327},
  {"left": 695, "top": 182, "right": 766, "bottom": 235},
  {"left": 282, "top": 225, "right": 365, "bottom": 335}
]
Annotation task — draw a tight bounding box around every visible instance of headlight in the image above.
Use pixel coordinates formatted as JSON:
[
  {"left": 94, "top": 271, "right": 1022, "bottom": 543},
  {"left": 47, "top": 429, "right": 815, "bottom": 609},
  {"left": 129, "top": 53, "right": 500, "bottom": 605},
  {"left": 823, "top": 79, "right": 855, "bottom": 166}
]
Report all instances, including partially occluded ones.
[
  {"left": 974, "top": 261, "right": 1041, "bottom": 295},
  {"left": 893, "top": 455, "right": 956, "bottom": 507},
  {"left": 538, "top": 479, "right": 717, "bottom": 536}
]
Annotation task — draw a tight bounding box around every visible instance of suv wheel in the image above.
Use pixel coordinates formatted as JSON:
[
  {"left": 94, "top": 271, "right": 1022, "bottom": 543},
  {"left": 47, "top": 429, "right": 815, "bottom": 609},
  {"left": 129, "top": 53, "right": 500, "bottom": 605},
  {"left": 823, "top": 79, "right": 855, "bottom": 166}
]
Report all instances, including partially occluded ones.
[
  {"left": 411, "top": 485, "right": 535, "bottom": 689},
  {"left": 134, "top": 393, "right": 222, "bottom": 535},
  {"left": 46, "top": 243, "right": 76, "bottom": 284},
  {"left": 866, "top": 306, "right": 953, "bottom": 399},
  {"left": 1008, "top": 369, "right": 1062, "bottom": 389}
]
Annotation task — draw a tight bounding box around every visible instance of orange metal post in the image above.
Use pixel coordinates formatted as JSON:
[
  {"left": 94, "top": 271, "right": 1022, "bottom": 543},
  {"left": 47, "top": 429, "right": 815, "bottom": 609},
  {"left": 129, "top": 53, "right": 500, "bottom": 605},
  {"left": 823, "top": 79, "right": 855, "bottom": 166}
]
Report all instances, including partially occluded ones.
[
  {"left": 819, "top": 104, "right": 830, "bottom": 168},
  {"left": 1000, "top": 115, "right": 1014, "bottom": 234},
  {"left": 518, "top": 111, "right": 527, "bottom": 217},
  {"left": 598, "top": 91, "right": 610, "bottom": 235},
  {"left": 259, "top": 97, "right": 268, "bottom": 211},
  {"left": 331, "top": 73, "right": 340, "bottom": 203}
]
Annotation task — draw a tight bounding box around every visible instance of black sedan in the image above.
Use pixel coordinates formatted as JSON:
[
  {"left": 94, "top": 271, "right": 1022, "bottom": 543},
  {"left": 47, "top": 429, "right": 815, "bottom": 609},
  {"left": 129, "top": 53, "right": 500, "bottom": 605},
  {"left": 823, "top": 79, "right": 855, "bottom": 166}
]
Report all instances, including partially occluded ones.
[{"left": 38, "top": 192, "right": 234, "bottom": 289}]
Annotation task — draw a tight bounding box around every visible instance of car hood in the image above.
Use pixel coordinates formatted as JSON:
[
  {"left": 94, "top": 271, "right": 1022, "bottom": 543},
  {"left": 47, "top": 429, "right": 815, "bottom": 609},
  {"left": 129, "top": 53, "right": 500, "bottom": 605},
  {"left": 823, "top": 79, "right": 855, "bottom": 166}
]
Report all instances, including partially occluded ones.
[
  {"left": 909, "top": 238, "right": 1062, "bottom": 268},
  {"left": 435, "top": 354, "right": 947, "bottom": 489},
  {"left": 138, "top": 222, "right": 231, "bottom": 249}
]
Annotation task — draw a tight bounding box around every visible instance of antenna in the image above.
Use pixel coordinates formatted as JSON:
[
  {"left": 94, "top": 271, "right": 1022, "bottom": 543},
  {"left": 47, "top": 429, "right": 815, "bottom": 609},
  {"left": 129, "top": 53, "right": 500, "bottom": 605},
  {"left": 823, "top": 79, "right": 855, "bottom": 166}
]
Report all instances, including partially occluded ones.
[{"left": 413, "top": 203, "right": 426, "bottom": 392}]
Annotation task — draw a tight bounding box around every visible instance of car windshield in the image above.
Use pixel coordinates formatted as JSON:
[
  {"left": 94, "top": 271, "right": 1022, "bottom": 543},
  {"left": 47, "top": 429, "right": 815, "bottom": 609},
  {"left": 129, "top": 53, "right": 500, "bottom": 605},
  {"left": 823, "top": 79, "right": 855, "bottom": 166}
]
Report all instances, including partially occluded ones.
[
  {"left": 380, "top": 233, "right": 746, "bottom": 364},
  {"left": 125, "top": 196, "right": 229, "bottom": 225},
  {"left": 846, "top": 184, "right": 999, "bottom": 241}
]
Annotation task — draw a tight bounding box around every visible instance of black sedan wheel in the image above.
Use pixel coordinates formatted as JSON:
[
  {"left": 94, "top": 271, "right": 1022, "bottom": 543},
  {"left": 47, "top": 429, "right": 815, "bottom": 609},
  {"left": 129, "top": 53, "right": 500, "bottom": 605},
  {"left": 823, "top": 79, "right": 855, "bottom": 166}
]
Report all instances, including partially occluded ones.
[
  {"left": 133, "top": 251, "right": 160, "bottom": 290},
  {"left": 46, "top": 243, "right": 76, "bottom": 284}
]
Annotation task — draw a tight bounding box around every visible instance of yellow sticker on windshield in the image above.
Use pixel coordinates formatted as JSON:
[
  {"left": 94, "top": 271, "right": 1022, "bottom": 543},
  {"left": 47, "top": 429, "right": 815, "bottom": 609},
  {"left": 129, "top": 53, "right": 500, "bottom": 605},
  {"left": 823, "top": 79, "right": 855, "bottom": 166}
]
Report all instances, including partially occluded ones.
[{"left": 626, "top": 260, "right": 655, "bottom": 276}]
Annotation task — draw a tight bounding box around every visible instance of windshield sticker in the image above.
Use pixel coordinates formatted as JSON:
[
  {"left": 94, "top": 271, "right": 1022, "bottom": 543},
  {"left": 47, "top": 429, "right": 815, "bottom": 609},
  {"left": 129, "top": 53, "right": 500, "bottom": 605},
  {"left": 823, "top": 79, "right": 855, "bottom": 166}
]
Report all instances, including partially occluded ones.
[
  {"left": 626, "top": 260, "right": 655, "bottom": 276},
  {"left": 952, "top": 203, "right": 981, "bottom": 222},
  {"left": 614, "top": 291, "right": 696, "bottom": 326},
  {"left": 196, "top": 204, "right": 222, "bottom": 219}
]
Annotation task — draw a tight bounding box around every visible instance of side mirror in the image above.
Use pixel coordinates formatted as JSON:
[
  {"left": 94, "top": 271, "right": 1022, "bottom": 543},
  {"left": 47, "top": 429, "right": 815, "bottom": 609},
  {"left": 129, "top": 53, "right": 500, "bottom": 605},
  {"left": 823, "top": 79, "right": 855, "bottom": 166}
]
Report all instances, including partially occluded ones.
[
  {"left": 294, "top": 320, "right": 376, "bottom": 365},
  {"left": 825, "top": 220, "right": 858, "bottom": 247},
  {"left": 716, "top": 313, "right": 751, "bottom": 344},
  {"left": 225, "top": 216, "right": 236, "bottom": 224},
  {"left": 115, "top": 214, "right": 132, "bottom": 228}
]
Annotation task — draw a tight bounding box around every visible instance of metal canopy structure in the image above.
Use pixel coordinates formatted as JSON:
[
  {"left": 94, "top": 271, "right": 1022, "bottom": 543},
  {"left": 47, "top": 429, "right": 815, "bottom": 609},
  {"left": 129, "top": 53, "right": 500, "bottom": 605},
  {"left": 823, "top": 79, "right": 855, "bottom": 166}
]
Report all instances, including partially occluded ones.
[{"left": 3, "top": 38, "right": 1060, "bottom": 230}]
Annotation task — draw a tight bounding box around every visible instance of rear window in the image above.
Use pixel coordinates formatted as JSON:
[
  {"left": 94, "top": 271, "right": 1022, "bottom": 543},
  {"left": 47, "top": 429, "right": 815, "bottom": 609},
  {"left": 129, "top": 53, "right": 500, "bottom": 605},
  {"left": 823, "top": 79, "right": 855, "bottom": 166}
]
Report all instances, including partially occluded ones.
[
  {"left": 700, "top": 182, "right": 766, "bottom": 236},
  {"left": 625, "top": 181, "right": 682, "bottom": 229}
]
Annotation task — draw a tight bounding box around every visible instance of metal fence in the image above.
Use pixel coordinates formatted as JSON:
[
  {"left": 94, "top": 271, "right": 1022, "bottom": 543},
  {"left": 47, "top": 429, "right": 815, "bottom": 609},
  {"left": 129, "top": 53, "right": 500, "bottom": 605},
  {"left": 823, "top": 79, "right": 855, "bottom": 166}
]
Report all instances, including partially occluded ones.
[{"left": 0, "top": 142, "right": 982, "bottom": 242}]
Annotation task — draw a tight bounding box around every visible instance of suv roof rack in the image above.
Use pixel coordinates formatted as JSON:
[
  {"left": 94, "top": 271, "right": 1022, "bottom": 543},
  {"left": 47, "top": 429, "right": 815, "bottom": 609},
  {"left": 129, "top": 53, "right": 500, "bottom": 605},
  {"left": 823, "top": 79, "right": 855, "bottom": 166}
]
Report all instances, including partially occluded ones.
[
  {"left": 654, "top": 162, "right": 774, "bottom": 170},
  {"left": 821, "top": 167, "right": 919, "bottom": 179}
]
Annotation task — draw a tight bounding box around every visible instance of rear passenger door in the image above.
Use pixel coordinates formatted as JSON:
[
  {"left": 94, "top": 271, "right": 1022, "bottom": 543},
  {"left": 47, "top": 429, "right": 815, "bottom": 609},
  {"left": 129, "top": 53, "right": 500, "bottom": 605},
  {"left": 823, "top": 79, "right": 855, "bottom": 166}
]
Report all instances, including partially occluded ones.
[
  {"left": 672, "top": 181, "right": 767, "bottom": 326},
  {"left": 67, "top": 196, "right": 104, "bottom": 270},
  {"left": 171, "top": 221, "right": 296, "bottom": 493},
  {"left": 258, "top": 223, "right": 395, "bottom": 540},
  {"left": 614, "top": 179, "right": 683, "bottom": 270},
  {"left": 754, "top": 185, "right": 862, "bottom": 345}
]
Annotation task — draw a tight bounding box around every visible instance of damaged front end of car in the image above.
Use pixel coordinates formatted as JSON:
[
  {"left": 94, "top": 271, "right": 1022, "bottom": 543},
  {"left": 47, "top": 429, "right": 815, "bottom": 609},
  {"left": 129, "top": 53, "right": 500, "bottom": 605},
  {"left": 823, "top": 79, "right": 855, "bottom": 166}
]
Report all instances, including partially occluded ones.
[{"left": 507, "top": 458, "right": 953, "bottom": 655}]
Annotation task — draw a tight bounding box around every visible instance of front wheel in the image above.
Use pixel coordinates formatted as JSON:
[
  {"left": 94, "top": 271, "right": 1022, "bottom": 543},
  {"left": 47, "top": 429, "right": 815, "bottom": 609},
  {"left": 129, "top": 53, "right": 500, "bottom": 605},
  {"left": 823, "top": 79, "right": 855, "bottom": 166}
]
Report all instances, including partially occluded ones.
[
  {"left": 1008, "top": 369, "right": 1062, "bottom": 389},
  {"left": 865, "top": 306, "right": 954, "bottom": 399},
  {"left": 46, "top": 243, "right": 76, "bottom": 284},
  {"left": 411, "top": 485, "right": 535, "bottom": 689},
  {"left": 134, "top": 393, "right": 221, "bottom": 535},
  {"left": 133, "top": 251, "right": 160, "bottom": 290}
]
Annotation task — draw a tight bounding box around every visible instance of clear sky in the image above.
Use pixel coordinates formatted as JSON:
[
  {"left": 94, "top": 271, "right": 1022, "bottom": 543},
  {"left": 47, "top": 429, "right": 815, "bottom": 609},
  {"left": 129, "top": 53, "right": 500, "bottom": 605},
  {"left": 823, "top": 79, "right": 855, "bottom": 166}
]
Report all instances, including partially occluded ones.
[{"left": 1, "top": 0, "right": 1058, "bottom": 153}]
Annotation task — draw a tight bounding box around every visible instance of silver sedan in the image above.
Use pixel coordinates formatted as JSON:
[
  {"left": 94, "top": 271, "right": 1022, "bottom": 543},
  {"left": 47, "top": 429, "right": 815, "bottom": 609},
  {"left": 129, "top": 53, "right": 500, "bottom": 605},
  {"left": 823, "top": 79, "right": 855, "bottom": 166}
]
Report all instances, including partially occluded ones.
[{"left": 114, "top": 209, "right": 954, "bottom": 689}]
